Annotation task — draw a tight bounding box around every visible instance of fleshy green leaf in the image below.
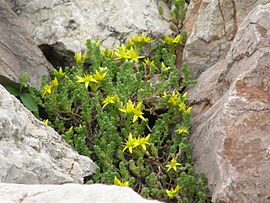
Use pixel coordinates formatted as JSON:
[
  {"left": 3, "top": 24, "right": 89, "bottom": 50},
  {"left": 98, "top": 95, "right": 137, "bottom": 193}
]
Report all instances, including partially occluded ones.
[{"left": 20, "top": 93, "right": 38, "bottom": 112}]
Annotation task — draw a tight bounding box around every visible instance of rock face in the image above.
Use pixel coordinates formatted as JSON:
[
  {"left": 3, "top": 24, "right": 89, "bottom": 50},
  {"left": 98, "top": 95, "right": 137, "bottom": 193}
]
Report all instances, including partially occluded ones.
[
  {"left": 0, "top": 1, "right": 51, "bottom": 89},
  {"left": 187, "top": 3, "right": 270, "bottom": 202},
  {"left": 0, "top": 84, "right": 96, "bottom": 184},
  {"left": 11, "top": 0, "right": 174, "bottom": 67},
  {"left": 0, "top": 183, "right": 162, "bottom": 203},
  {"left": 183, "top": 0, "right": 270, "bottom": 79}
]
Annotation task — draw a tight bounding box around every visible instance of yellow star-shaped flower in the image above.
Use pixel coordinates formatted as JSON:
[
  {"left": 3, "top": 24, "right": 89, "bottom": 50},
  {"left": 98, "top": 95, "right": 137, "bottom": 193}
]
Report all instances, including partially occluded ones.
[
  {"left": 166, "top": 158, "right": 182, "bottom": 172},
  {"left": 166, "top": 185, "right": 181, "bottom": 199},
  {"left": 76, "top": 74, "right": 97, "bottom": 89},
  {"left": 102, "top": 94, "right": 118, "bottom": 109},
  {"left": 114, "top": 176, "right": 129, "bottom": 187}
]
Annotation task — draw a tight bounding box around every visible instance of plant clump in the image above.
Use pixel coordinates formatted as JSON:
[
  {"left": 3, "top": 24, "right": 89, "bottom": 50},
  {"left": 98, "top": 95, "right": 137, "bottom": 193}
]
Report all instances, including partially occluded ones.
[{"left": 10, "top": 33, "right": 209, "bottom": 202}]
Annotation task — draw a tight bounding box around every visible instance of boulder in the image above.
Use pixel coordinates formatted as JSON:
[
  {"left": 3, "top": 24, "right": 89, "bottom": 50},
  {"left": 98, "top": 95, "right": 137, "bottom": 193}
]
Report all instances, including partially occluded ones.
[
  {"left": 0, "top": 183, "right": 162, "bottom": 203},
  {"left": 11, "top": 0, "right": 174, "bottom": 67},
  {"left": 187, "top": 3, "right": 270, "bottom": 202},
  {"left": 0, "top": 1, "right": 51, "bottom": 89},
  {"left": 0, "top": 84, "right": 96, "bottom": 184},
  {"left": 183, "top": 0, "right": 270, "bottom": 79}
]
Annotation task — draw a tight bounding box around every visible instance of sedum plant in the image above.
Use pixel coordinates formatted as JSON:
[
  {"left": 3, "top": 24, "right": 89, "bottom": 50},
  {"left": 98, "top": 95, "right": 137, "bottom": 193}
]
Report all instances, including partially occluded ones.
[{"left": 16, "top": 33, "right": 209, "bottom": 202}]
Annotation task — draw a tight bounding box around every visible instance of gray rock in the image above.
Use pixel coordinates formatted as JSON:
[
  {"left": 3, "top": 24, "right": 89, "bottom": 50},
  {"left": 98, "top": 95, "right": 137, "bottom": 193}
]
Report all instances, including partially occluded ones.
[
  {"left": 187, "top": 3, "right": 270, "bottom": 202},
  {"left": 0, "top": 183, "right": 162, "bottom": 203},
  {"left": 0, "top": 1, "right": 51, "bottom": 89},
  {"left": 183, "top": 0, "right": 270, "bottom": 79},
  {"left": 0, "top": 84, "right": 96, "bottom": 184},
  {"left": 12, "top": 0, "right": 174, "bottom": 66}
]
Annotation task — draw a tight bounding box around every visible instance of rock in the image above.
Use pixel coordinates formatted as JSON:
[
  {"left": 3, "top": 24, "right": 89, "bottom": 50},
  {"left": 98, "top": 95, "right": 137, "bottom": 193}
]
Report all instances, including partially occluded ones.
[
  {"left": 12, "top": 0, "right": 174, "bottom": 67},
  {"left": 0, "top": 1, "right": 51, "bottom": 89},
  {"left": 0, "top": 84, "right": 96, "bottom": 184},
  {"left": 183, "top": 0, "right": 270, "bottom": 79},
  {"left": 187, "top": 3, "right": 270, "bottom": 202},
  {"left": 0, "top": 183, "right": 162, "bottom": 203},
  {"left": 183, "top": 0, "right": 203, "bottom": 36}
]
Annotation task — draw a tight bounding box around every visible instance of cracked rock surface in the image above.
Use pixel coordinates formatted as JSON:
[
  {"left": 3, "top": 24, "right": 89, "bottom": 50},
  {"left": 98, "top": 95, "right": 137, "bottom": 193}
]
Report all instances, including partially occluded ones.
[
  {"left": 0, "top": 84, "right": 96, "bottom": 184},
  {"left": 0, "top": 1, "right": 51, "bottom": 89},
  {"left": 186, "top": 3, "right": 270, "bottom": 202},
  {"left": 0, "top": 183, "right": 162, "bottom": 203},
  {"left": 183, "top": 0, "right": 270, "bottom": 79},
  {"left": 11, "top": 0, "right": 174, "bottom": 63}
]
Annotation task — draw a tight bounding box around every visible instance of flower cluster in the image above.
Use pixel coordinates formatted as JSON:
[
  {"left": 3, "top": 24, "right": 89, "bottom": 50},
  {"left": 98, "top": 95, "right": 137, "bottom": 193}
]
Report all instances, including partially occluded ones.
[
  {"left": 123, "top": 133, "right": 150, "bottom": 153},
  {"left": 114, "top": 45, "right": 144, "bottom": 62},
  {"left": 161, "top": 35, "right": 181, "bottom": 45},
  {"left": 41, "top": 77, "right": 58, "bottom": 98},
  {"left": 166, "top": 185, "right": 181, "bottom": 199},
  {"left": 119, "top": 100, "right": 146, "bottom": 123},
  {"left": 76, "top": 67, "right": 107, "bottom": 89},
  {"left": 127, "top": 32, "right": 155, "bottom": 47}
]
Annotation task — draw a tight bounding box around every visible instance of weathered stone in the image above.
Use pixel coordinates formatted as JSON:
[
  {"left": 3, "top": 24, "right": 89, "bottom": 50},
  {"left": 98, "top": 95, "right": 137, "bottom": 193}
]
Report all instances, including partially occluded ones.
[
  {"left": 0, "top": 1, "right": 51, "bottom": 89},
  {"left": 187, "top": 3, "right": 270, "bottom": 202},
  {"left": 183, "top": 0, "right": 270, "bottom": 79},
  {"left": 0, "top": 84, "right": 96, "bottom": 184},
  {"left": 183, "top": 0, "right": 203, "bottom": 36},
  {"left": 12, "top": 0, "right": 174, "bottom": 67},
  {"left": 0, "top": 183, "right": 162, "bottom": 203}
]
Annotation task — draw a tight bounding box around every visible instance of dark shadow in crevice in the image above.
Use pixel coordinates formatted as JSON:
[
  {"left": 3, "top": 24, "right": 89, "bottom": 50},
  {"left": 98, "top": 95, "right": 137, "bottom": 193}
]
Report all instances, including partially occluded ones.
[{"left": 39, "top": 42, "right": 75, "bottom": 68}]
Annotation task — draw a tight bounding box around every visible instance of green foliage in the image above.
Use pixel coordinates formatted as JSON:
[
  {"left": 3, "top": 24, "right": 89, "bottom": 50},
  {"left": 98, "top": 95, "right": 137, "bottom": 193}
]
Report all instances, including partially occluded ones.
[
  {"left": 170, "top": 0, "right": 187, "bottom": 23},
  {"left": 14, "top": 34, "right": 210, "bottom": 202},
  {"left": 158, "top": 0, "right": 188, "bottom": 33},
  {"left": 5, "top": 72, "right": 39, "bottom": 115}
]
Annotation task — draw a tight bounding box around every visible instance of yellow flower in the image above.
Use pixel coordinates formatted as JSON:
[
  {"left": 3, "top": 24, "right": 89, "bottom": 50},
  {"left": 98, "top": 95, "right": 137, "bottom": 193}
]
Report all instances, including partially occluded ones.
[
  {"left": 93, "top": 67, "right": 108, "bottom": 82},
  {"left": 162, "top": 91, "right": 167, "bottom": 98},
  {"left": 166, "top": 158, "right": 182, "bottom": 172},
  {"left": 130, "top": 32, "right": 154, "bottom": 45},
  {"left": 53, "top": 67, "right": 65, "bottom": 78},
  {"left": 91, "top": 39, "right": 101, "bottom": 46},
  {"left": 76, "top": 74, "right": 98, "bottom": 89},
  {"left": 143, "top": 58, "right": 155, "bottom": 67},
  {"left": 66, "top": 126, "right": 73, "bottom": 134},
  {"left": 179, "top": 103, "right": 192, "bottom": 113},
  {"left": 51, "top": 77, "right": 58, "bottom": 88},
  {"left": 74, "top": 52, "right": 87, "bottom": 64},
  {"left": 136, "top": 134, "right": 150, "bottom": 151},
  {"left": 186, "top": 107, "right": 192, "bottom": 113},
  {"left": 114, "top": 176, "right": 129, "bottom": 187},
  {"left": 114, "top": 44, "right": 130, "bottom": 62},
  {"left": 162, "top": 35, "right": 181, "bottom": 45},
  {"left": 41, "top": 84, "right": 53, "bottom": 98},
  {"left": 43, "top": 119, "right": 49, "bottom": 125},
  {"left": 168, "top": 92, "right": 181, "bottom": 106},
  {"left": 127, "top": 47, "right": 144, "bottom": 62},
  {"left": 179, "top": 103, "right": 187, "bottom": 112},
  {"left": 182, "top": 92, "right": 188, "bottom": 98},
  {"left": 100, "top": 48, "right": 115, "bottom": 59},
  {"left": 132, "top": 101, "right": 146, "bottom": 123},
  {"left": 161, "top": 62, "right": 171, "bottom": 72},
  {"left": 102, "top": 94, "right": 118, "bottom": 109},
  {"left": 123, "top": 133, "right": 137, "bottom": 153},
  {"left": 114, "top": 45, "right": 144, "bottom": 62},
  {"left": 175, "top": 126, "right": 189, "bottom": 135},
  {"left": 119, "top": 100, "right": 135, "bottom": 114},
  {"left": 166, "top": 185, "right": 181, "bottom": 199}
]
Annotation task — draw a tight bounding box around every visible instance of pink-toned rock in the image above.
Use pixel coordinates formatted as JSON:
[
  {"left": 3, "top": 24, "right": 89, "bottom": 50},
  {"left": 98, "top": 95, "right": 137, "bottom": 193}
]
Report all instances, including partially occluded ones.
[
  {"left": 183, "top": 0, "right": 203, "bottom": 36},
  {"left": 183, "top": 0, "right": 270, "bottom": 79},
  {"left": 187, "top": 3, "right": 270, "bottom": 202}
]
